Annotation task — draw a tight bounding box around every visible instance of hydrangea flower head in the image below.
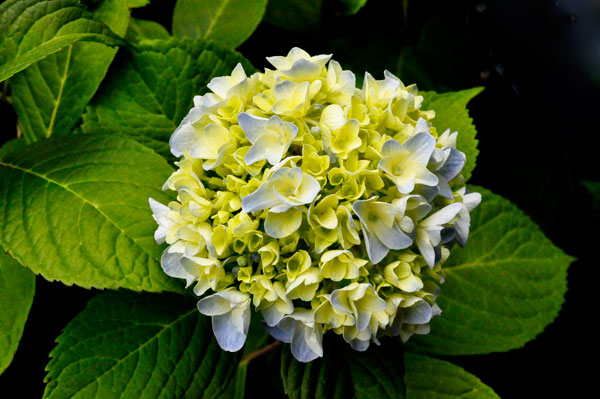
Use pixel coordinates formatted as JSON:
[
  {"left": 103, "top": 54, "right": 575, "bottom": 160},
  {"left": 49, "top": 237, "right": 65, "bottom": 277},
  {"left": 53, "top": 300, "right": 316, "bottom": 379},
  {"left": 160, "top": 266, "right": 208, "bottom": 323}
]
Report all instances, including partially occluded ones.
[{"left": 151, "top": 48, "right": 481, "bottom": 362}]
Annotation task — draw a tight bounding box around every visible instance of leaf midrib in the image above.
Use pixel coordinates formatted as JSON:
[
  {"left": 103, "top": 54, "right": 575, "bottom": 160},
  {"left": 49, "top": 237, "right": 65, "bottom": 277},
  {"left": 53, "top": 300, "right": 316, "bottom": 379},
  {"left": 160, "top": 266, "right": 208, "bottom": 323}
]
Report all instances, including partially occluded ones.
[
  {"left": 45, "top": 45, "right": 73, "bottom": 138},
  {"left": 203, "top": 0, "right": 231, "bottom": 39},
  {"left": 50, "top": 308, "right": 197, "bottom": 399},
  {"left": 0, "top": 159, "right": 159, "bottom": 266}
]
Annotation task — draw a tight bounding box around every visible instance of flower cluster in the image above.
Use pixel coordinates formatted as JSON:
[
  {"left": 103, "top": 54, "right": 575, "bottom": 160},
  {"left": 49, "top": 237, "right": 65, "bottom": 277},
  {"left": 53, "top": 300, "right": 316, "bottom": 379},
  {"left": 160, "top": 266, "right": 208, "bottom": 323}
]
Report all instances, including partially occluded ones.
[{"left": 150, "top": 48, "right": 481, "bottom": 362}]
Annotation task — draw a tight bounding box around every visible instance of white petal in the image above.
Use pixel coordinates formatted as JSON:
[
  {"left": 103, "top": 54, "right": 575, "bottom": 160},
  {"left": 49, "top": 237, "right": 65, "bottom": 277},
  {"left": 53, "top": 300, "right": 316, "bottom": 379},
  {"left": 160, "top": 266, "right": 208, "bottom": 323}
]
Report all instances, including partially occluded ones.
[
  {"left": 237, "top": 112, "right": 268, "bottom": 143},
  {"left": 294, "top": 173, "right": 321, "bottom": 204},
  {"left": 284, "top": 59, "right": 323, "bottom": 80},
  {"left": 381, "top": 139, "right": 403, "bottom": 157},
  {"left": 169, "top": 122, "right": 196, "bottom": 157},
  {"left": 241, "top": 183, "right": 279, "bottom": 212},
  {"left": 265, "top": 208, "right": 303, "bottom": 238},
  {"left": 320, "top": 104, "right": 346, "bottom": 130},
  {"left": 415, "top": 168, "right": 439, "bottom": 187},
  {"left": 161, "top": 251, "right": 194, "bottom": 287},
  {"left": 416, "top": 231, "right": 436, "bottom": 267},
  {"left": 197, "top": 293, "right": 233, "bottom": 316},
  {"left": 422, "top": 203, "right": 462, "bottom": 227},
  {"left": 404, "top": 132, "right": 436, "bottom": 166},
  {"left": 413, "top": 117, "right": 431, "bottom": 136},
  {"left": 245, "top": 134, "right": 286, "bottom": 165},
  {"left": 212, "top": 305, "right": 250, "bottom": 352},
  {"left": 463, "top": 192, "right": 482, "bottom": 212}
]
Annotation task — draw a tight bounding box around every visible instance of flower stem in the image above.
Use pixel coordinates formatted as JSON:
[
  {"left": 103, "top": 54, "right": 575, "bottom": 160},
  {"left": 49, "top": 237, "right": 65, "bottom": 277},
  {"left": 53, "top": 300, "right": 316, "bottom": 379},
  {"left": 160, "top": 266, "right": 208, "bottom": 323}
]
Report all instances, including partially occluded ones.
[{"left": 240, "top": 340, "right": 282, "bottom": 365}]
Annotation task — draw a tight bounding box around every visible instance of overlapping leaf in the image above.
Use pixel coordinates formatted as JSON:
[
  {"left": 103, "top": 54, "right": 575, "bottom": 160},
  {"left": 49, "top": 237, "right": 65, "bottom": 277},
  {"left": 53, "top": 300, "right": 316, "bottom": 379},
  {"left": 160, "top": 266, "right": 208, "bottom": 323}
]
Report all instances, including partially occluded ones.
[
  {"left": 126, "top": 18, "right": 170, "bottom": 42},
  {"left": 422, "top": 87, "right": 482, "bottom": 182},
  {"left": 281, "top": 338, "right": 405, "bottom": 399},
  {"left": 172, "top": 0, "right": 267, "bottom": 48},
  {"left": 0, "top": 0, "right": 122, "bottom": 83},
  {"left": 10, "top": 0, "right": 131, "bottom": 143},
  {"left": 0, "top": 134, "right": 180, "bottom": 293},
  {"left": 404, "top": 353, "right": 499, "bottom": 399},
  {"left": 408, "top": 186, "right": 572, "bottom": 355},
  {"left": 44, "top": 291, "right": 241, "bottom": 399},
  {"left": 81, "top": 37, "right": 254, "bottom": 157},
  {"left": 0, "top": 252, "right": 35, "bottom": 375}
]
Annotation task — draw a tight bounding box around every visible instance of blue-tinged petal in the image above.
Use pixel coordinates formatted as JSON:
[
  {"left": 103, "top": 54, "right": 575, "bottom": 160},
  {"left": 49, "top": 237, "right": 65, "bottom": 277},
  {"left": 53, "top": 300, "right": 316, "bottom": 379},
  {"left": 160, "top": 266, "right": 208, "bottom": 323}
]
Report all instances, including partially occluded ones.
[
  {"left": 404, "top": 132, "right": 436, "bottom": 166},
  {"left": 364, "top": 227, "right": 389, "bottom": 264},
  {"left": 291, "top": 322, "right": 323, "bottom": 362},
  {"left": 349, "top": 339, "right": 370, "bottom": 351},
  {"left": 212, "top": 305, "right": 250, "bottom": 352},
  {"left": 264, "top": 317, "right": 295, "bottom": 343},
  {"left": 438, "top": 148, "right": 466, "bottom": 181},
  {"left": 404, "top": 300, "right": 432, "bottom": 324},
  {"left": 372, "top": 222, "right": 412, "bottom": 250}
]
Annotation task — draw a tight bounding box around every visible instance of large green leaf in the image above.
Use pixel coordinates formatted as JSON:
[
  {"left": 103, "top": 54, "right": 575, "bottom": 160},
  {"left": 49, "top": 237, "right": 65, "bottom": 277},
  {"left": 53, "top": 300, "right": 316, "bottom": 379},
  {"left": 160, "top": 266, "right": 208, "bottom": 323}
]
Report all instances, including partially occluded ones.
[
  {"left": 408, "top": 186, "right": 572, "bottom": 355},
  {"left": 172, "top": 0, "right": 267, "bottom": 48},
  {"left": 81, "top": 37, "right": 253, "bottom": 157},
  {"left": 281, "top": 338, "right": 405, "bottom": 399},
  {"left": 422, "top": 87, "right": 482, "bottom": 182},
  {"left": 11, "top": 0, "right": 131, "bottom": 143},
  {"left": 44, "top": 291, "right": 241, "bottom": 399},
  {"left": 0, "top": 252, "right": 35, "bottom": 375},
  {"left": 0, "top": 134, "right": 181, "bottom": 293},
  {"left": 0, "top": 0, "right": 122, "bottom": 83},
  {"left": 404, "top": 353, "right": 499, "bottom": 399}
]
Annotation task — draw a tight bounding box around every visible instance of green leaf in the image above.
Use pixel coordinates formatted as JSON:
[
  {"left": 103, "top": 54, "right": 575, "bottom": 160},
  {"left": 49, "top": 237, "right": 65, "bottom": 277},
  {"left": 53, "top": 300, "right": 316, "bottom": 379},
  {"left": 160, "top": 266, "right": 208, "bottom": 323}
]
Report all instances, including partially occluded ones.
[
  {"left": 408, "top": 186, "right": 572, "bottom": 355},
  {"left": 126, "top": 18, "right": 170, "bottom": 42},
  {"left": 0, "top": 138, "right": 27, "bottom": 160},
  {"left": 0, "top": 134, "right": 181, "bottom": 293},
  {"left": 341, "top": 0, "right": 368, "bottom": 15},
  {"left": 422, "top": 87, "right": 483, "bottom": 182},
  {"left": 127, "top": 0, "right": 151, "bottom": 8},
  {"left": 173, "top": 0, "right": 267, "bottom": 48},
  {"left": 0, "top": 0, "right": 122, "bottom": 83},
  {"left": 81, "top": 37, "right": 254, "bottom": 158},
  {"left": 264, "top": 0, "right": 322, "bottom": 34},
  {"left": 0, "top": 251, "right": 35, "bottom": 375},
  {"left": 281, "top": 338, "right": 405, "bottom": 399},
  {"left": 404, "top": 353, "right": 499, "bottom": 399},
  {"left": 10, "top": 0, "right": 131, "bottom": 143},
  {"left": 44, "top": 290, "right": 241, "bottom": 399}
]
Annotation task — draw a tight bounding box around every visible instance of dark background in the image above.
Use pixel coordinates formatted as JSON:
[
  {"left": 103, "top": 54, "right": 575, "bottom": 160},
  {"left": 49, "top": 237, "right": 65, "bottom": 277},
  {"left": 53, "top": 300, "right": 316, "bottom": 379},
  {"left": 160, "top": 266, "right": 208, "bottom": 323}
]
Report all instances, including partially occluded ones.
[{"left": 1, "top": 0, "right": 597, "bottom": 397}]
